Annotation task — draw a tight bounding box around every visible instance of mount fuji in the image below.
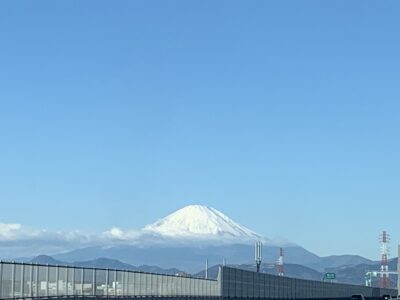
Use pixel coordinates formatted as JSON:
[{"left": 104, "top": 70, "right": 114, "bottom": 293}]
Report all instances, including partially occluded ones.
[
  {"left": 50, "top": 205, "right": 318, "bottom": 272},
  {"left": 43, "top": 205, "right": 368, "bottom": 274},
  {"left": 143, "top": 205, "right": 266, "bottom": 243}
]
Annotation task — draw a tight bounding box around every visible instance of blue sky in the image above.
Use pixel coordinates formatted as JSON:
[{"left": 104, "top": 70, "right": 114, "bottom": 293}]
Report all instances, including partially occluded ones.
[{"left": 0, "top": 1, "right": 399, "bottom": 259}]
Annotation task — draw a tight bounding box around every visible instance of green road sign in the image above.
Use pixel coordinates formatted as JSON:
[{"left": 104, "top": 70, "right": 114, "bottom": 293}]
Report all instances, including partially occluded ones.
[{"left": 325, "top": 273, "right": 336, "bottom": 280}]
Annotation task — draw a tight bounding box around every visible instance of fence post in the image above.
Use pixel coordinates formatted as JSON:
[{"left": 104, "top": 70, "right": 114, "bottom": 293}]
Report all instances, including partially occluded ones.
[
  {"left": 11, "top": 263, "right": 16, "bottom": 298},
  {"left": 35, "top": 264, "right": 39, "bottom": 297},
  {"left": 56, "top": 265, "right": 59, "bottom": 296},
  {"left": 29, "top": 263, "right": 33, "bottom": 298},
  {"left": 46, "top": 264, "right": 50, "bottom": 297},
  {"left": 114, "top": 269, "right": 117, "bottom": 297},
  {"left": 92, "top": 268, "right": 96, "bottom": 296},
  {"left": 121, "top": 271, "right": 124, "bottom": 296},
  {"left": 105, "top": 269, "right": 109, "bottom": 298},
  {"left": 81, "top": 268, "right": 84, "bottom": 296},
  {"left": 65, "top": 267, "right": 69, "bottom": 296},
  {"left": 126, "top": 271, "right": 130, "bottom": 296},
  {"left": 20, "top": 263, "right": 25, "bottom": 297},
  {"left": 0, "top": 261, "right": 3, "bottom": 299},
  {"left": 72, "top": 267, "right": 75, "bottom": 296}
]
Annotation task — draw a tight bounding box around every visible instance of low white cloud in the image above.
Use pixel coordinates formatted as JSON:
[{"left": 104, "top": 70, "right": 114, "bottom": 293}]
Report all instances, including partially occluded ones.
[
  {"left": 0, "top": 222, "right": 143, "bottom": 259},
  {"left": 102, "top": 227, "right": 141, "bottom": 241},
  {"left": 1, "top": 206, "right": 289, "bottom": 258},
  {"left": 0, "top": 223, "right": 93, "bottom": 243},
  {"left": 0, "top": 223, "right": 42, "bottom": 241},
  {"left": 0, "top": 222, "right": 262, "bottom": 259}
]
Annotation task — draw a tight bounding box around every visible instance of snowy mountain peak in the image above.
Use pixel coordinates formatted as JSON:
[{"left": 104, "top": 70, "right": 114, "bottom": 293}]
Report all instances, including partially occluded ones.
[{"left": 143, "top": 205, "right": 264, "bottom": 241}]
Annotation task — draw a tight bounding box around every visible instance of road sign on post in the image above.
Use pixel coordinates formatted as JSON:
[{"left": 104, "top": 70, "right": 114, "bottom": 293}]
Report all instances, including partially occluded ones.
[{"left": 324, "top": 273, "right": 336, "bottom": 281}]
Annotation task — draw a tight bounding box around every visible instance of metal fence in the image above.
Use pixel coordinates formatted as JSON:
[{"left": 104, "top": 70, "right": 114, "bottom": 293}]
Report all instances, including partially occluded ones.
[
  {"left": 1, "top": 262, "right": 397, "bottom": 300},
  {"left": 0, "top": 261, "right": 221, "bottom": 299},
  {"left": 220, "top": 266, "right": 398, "bottom": 299}
]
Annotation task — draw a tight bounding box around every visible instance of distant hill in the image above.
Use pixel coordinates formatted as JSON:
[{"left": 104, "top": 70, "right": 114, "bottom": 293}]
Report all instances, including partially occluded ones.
[
  {"left": 14, "top": 205, "right": 381, "bottom": 277},
  {"left": 30, "top": 255, "right": 70, "bottom": 265},
  {"left": 27, "top": 255, "right": 183, "bottom": 275},
  {"left": 74, "top": 257, "right": 138, "bottom": 270},
  {"left": 12, "top": 206, "right": 394, "bottom": 287},
  {"left": 195, "top": 263, "right": 323, "bottom": 281},
  {"left": 52, "top": 244, "right": 322, "bottom": 274},
  {"left": 52, "top": 243, "right": 379, "bottom": 276},
  {"left": 26, "top": 255, "right": 398, "bottom": 288},
  {"left": 308, "top": 255, "right": 374, "bottom": 272},
  {"left": 195, "top": 259, "right": 398, "bottom": 288},
  {"left": 329, "top": 258, "right": 398, "bottom": 287}
]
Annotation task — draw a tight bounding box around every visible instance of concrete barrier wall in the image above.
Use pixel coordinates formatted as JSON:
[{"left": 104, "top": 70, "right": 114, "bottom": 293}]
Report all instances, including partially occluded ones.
[{"left": 221, "top": 267, "right": 397, "bottom": 299}]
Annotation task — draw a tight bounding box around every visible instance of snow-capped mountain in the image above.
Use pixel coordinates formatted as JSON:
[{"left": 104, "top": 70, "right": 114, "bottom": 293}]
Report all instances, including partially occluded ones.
[
  {"left": 143, "top": 205, "right": 265, "bottom": 242},
  {"left": 8, "top": 204, "right": 375, "bottom": 277}
]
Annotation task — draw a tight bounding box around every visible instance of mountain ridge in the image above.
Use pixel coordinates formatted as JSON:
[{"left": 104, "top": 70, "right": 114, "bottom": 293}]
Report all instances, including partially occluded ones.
[
  {"left": 28, "top": 255, "right": 184, "bottom": 276},
  {"left": 143, "top": 205, "right": 266, "bottom": 242},
  {"left": 25, "top": 254, "right": 397, "bottom": 287},
  {"left": 10, "top": 205, "right": 384, "bottom": 282}
]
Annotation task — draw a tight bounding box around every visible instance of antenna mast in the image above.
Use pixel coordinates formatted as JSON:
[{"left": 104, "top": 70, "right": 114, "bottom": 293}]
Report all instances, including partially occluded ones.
[
  {"left": 255, "top": 241, "right": 262, "bottom": 272},
  {"left": 205, "top": 259, "right": 208, "bottom": 279},
  {"left": 380, "top": 231, "right": 390, "bottom": 288},
  {"left": 277, "top": 247, "right": 285, "bottom": 276}
]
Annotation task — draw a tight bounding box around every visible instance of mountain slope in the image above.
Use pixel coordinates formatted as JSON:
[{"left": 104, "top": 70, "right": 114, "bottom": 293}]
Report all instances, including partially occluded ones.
[
  {"left": 307, "top": 255, "right": 374, "bottom": 272},
  {"left": 30, "top": 255, "right": 68, "bottom": 265},
  {"left": 28, "top": 255, "right": 397, "bottom": 287},
  {"left": 27, "top": 255, "right": 183, "bottom": 275},
  {"left": 53, "top": 244, "right": 320, "bottom": 274},
  {"left": 26, "top": 205, "right": 378, "bottom": 278},
  {"left": 196, "top": 263, "right": 324, "bottom": 281},
  {"left": 143, "top": 205, "right": 264, "bottom": 241}
]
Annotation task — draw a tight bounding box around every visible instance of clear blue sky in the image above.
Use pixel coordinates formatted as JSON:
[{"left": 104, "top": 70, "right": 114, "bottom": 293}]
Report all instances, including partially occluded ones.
[{"left": 0, "top": 1, "right": 399, "bottom": 259}]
